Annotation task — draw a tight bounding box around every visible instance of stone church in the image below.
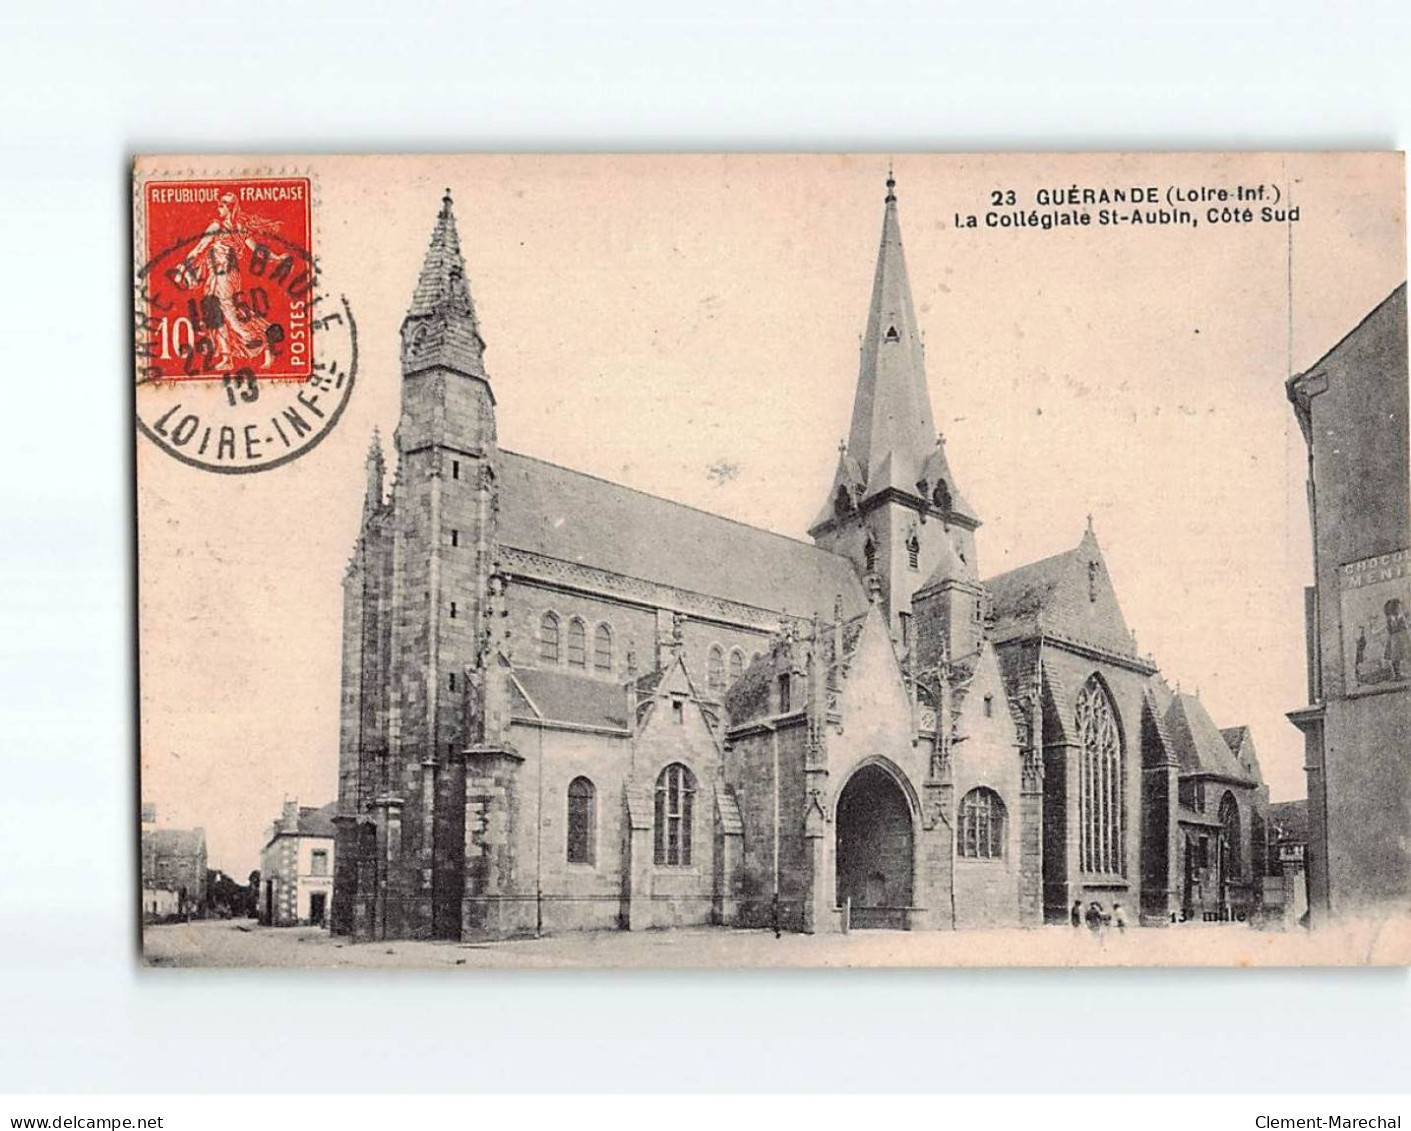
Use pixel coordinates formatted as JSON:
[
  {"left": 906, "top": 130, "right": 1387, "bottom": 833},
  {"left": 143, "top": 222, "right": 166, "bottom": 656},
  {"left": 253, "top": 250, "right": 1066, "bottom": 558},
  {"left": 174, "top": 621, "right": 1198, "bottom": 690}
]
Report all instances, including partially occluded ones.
[{"left": 330, "top": 175, "right": 1273, "bottom": 941}]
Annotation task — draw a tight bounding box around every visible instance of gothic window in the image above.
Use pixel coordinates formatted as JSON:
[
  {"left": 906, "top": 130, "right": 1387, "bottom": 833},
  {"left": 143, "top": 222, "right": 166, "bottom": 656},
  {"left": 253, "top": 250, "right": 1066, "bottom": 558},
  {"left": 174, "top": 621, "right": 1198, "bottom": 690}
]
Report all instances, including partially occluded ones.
[
  {"left": 593, "top": 623, "right": 613, "bottom": 671},
  {"left": 452, "top": 460, "right": 460, "bottom": 480},
  {"left": 834, "top": 485, "right": 852, "bottom": 517},
  {"left": 707, "top": 644, "right": 725, "bottom": 693},
  {"left": 1076, "top": 675, "right": 1124, "bottom": 876},
  {"left": 567, "top": 618, "right": 587, "bottom": 668},
  {"left": 864, "top": 536, "right": 877, "bottom": 574},
  {"left": 885, "top": 324, "right": 900, "bottom": 342},
  {"left": 539, "top": 612, "right": 560, "bottom": 664},
  {"left": 906, "top": 533, "right": 920, "bottom": 571},
  {"left": 567, "top": 777, "right": 596, "bottom": 865},
  {"left": 958, "top": 787, "right": 1006, "bottom": 859},
  {"left": 777, "top": 674, "right": 792, "bottom": 714},
  {"left": 654, "top": 763, "right": 695, "bottom": 866},
  {"left": 448, "top": 671, "right": 456, "bottom": 691},
  {"left": 933, "top": 480, "right": 952, "bottom": 512},
  {"left": 1219, "top": 792, "right": 1241, "bottom": 879},
  {"left": 449, "top": 601, "right": 457, "bottom": 619},
  {"left": 450, "top": 529, "right": 459, "bottom": 547},
  {"left": 729, "top": 648, "right": 746, "bottom": 683}
]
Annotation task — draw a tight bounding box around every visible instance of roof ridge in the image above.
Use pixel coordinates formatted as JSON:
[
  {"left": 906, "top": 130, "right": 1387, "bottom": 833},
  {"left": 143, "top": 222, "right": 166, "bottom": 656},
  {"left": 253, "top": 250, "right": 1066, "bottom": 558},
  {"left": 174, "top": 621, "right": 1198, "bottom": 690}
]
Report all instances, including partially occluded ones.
[
  {"left": 499, "top": 448, "right": 858, "bottom": 558},
  {"left": 1295, "top": 280, "right": 1406, "bottom": 380}
]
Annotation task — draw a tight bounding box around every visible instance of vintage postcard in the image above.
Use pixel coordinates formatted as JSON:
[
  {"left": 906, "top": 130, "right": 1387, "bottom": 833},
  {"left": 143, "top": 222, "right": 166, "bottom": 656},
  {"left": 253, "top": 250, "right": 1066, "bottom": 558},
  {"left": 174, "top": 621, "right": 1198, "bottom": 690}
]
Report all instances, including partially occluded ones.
[{"left": 133, "top": 153, "right": 1409, "bottom": 967}]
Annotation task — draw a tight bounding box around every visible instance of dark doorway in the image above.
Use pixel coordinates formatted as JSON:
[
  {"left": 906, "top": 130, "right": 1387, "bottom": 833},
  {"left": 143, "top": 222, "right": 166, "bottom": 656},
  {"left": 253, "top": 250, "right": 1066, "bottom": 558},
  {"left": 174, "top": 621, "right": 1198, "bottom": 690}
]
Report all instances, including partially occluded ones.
[
  {"left": 309, "top": 891, "right": 327, "bottom": 926},
  {"left": 835, "top": 763, "right": 914, "bottom": 929},
  {"left": 264, "top": 879, "right": 273, "bottom": 925}
]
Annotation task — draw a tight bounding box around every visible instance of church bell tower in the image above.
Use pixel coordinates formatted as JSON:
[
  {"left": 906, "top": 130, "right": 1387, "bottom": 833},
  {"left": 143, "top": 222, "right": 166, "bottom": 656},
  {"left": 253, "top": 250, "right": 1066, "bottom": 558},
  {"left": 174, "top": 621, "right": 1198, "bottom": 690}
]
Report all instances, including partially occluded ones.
[
  {"left": 809, "top": 173, "right": 982, "bottom": 645},
  {"left": 383, "top": 190, "right": 499, "bottom": 938}
]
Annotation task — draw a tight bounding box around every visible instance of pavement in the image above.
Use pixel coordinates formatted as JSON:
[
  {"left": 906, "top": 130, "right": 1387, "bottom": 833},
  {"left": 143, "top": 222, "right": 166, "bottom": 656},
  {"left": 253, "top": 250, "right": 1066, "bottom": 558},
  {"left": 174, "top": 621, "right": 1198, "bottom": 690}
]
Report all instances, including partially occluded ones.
[{"left": 140, "top": 915, "right": 1408, "bottom": 969}]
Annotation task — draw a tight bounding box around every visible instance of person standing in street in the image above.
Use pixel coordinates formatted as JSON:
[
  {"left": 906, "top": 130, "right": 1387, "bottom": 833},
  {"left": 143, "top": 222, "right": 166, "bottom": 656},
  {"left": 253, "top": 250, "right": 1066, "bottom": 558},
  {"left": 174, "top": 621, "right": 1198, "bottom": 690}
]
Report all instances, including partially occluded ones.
[{"left": 1112, "top": 901, "right": 1128, "bottom": 935}]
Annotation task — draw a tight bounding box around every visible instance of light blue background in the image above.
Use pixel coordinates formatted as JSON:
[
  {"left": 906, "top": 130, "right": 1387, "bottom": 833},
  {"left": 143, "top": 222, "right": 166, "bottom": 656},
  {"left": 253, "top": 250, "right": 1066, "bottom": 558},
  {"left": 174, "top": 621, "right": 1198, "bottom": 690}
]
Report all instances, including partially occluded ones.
[{"left": 1, "top": 0, "right": 1407, "bottom": 1094}]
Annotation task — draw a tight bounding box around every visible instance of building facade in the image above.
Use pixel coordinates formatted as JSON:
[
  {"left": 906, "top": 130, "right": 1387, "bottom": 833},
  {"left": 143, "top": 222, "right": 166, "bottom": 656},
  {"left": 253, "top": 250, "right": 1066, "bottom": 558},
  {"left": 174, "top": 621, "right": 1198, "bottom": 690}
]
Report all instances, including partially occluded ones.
[
  {"left": 140, "top": 804, "right": 207, "bottom": 921},
  {"left": 1287, "top": 284, "right": 1410, "bottom": 925},
  {"left": 1268, "top": 798, "right": 1309, "bottom": 926},
  {"left": 331, "top": 177, "right": 1273, "bottom": 941},
  {"left": 259, "top": 801, "right": 336, "bottom": 927}
]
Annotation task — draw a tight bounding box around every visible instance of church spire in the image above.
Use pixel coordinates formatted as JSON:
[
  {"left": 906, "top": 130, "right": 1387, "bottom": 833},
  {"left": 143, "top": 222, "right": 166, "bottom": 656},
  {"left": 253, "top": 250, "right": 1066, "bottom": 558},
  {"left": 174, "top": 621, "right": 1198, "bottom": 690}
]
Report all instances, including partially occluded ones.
[
  {"left": 845, "top": 171, "right": 937, "bottom": 500},
  {"left": 363, "top": 428, "right": 385, "bottom": 523},
  {"left": 401, "top": 189, "right": 487, "bottom": 380}
]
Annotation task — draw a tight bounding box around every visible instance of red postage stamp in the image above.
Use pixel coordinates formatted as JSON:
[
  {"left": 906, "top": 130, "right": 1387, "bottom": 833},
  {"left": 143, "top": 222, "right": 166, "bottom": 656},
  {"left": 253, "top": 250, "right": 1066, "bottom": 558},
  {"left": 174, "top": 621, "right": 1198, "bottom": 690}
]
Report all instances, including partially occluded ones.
[
  {"left": 140, "top": 176, "right": 315, "bottom": 383},
  {"left": 134, "top": 171, "right": 357, "bottom": 474}
]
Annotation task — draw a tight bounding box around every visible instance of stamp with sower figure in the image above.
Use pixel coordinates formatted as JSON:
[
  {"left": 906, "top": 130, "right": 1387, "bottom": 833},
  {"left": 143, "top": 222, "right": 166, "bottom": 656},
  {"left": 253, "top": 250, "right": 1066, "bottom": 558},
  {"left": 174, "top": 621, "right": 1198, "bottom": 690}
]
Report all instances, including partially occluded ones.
[{"left": 133, "top": 174, "right": 357, "bottom": 473}]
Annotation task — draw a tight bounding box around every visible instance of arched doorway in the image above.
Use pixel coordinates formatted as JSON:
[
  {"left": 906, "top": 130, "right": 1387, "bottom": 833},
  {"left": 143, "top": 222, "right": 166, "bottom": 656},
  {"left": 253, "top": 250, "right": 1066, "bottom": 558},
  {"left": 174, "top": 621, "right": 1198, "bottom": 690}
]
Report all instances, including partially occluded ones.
[{"left": 835, "top": 763, "right": 914, "bottom": 929}]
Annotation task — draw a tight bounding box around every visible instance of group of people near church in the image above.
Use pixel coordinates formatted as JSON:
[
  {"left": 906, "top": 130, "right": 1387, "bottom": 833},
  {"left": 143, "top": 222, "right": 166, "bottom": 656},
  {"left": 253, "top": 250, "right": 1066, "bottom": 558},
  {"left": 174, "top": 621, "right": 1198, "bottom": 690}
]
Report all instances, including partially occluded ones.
[{"left": 1071, "top": 898, "right": 1128, "bottom": 938}]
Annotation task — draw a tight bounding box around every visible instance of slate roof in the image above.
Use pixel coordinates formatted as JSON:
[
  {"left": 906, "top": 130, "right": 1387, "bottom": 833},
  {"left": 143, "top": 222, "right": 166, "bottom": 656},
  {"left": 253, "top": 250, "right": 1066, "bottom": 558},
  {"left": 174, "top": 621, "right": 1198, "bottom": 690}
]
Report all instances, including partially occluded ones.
[
  {"left": 510, "top": 667, "right": 630, "bottom": 731},
  {"left": 723, "top": 656, "right": 775, "bottom": 724},
  {"left": 917, "top": 439, "right": 979, "bottom": 524},
  {"left": 985, "top": 529, "right": 1140, "bottom": 659},
  {"left": 717, "top": 788, "right": 744, "bottom": 836},
  {"left": 295, "top": 803, "right": 337, "bottom": 839},
  {"left": 1220, "top": 725, "right": 1249, "bottom": 751},
  {"left": 918, "top": 522, "right": 969, "bottom": 591},
  {"left": 401, "top": 192, "right": 487, "bottom": 379},
  {"left": 497, "top": 450, "right": 866, "bottom": 620},
  {"left": 723, "top": 614, "right": 869, "bottom": 726},
  {"left": 407, "top": 192, "right": 480, "bottom": 326},
  {"left": 986, "top": 546, "right": 1079, "bottom": 639},
  {"left": 1164, "top": 693, "right": 1255, "bottom": 783},
  {"left": 1269, "top": 799, "right": 1309, "bottom": 844},
  {"left": 143, "top": 827, "right": 205, "bottom": 855},
  {"left": 845, "top": 183, "right": 936, "bottom": 503},
  {"left": 1220, "top": 725, "right": 1264, "bottom": 782}
]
